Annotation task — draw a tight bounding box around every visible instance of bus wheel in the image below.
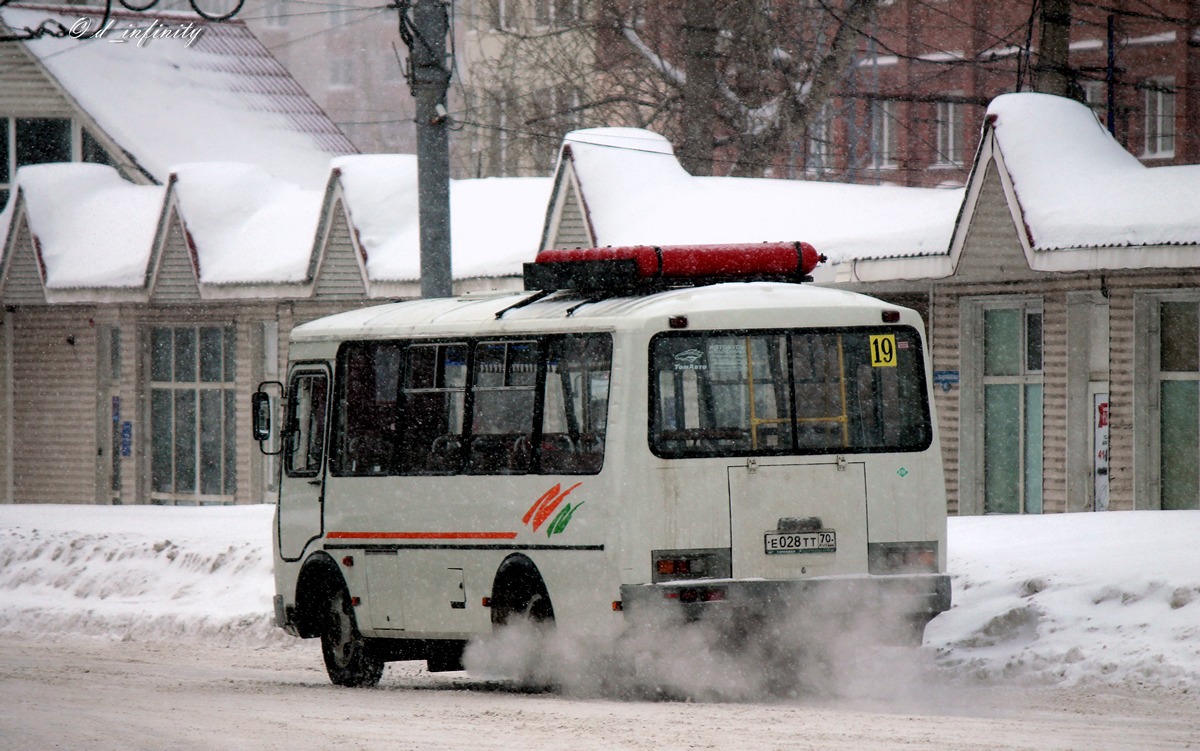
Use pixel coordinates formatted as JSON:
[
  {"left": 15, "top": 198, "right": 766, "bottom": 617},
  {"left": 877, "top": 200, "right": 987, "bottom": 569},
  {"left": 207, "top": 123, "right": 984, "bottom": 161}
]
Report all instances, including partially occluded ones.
[
  {"left": 320, "top": 586, "right": 383, "bottom": 687},
  {"left": 490, "top": 556, "right": 555, "bottom": 629}
]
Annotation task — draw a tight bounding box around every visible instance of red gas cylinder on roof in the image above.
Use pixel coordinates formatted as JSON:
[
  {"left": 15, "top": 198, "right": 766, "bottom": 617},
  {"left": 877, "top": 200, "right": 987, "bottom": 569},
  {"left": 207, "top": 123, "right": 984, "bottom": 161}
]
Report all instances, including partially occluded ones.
[{"left": 524, "top": 241, "right": 826, "bottom": 292}]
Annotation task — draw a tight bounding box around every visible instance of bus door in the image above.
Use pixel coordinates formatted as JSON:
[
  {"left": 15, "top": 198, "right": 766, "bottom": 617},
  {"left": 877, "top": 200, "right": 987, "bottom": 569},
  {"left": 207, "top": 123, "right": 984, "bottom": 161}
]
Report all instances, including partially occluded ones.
[
  {"left": 727, "top": 460, "right": 868, "bottom": 579},
  {"left": 278, "top": 366, "right": 330, "bottom": 561}
]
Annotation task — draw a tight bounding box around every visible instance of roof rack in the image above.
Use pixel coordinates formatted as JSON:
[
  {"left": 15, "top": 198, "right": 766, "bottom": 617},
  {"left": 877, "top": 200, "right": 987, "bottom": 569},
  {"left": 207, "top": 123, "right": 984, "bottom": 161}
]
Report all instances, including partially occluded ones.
[{"left": 523, "top": 242, "right": 825, "bottom": 293}]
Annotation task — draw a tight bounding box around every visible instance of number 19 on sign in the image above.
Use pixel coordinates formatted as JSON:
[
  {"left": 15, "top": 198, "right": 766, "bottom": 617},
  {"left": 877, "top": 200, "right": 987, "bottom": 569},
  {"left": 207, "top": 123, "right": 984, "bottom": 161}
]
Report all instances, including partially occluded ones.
[{"left": 870, "top": 334, "right": 897, "bottom": 367}]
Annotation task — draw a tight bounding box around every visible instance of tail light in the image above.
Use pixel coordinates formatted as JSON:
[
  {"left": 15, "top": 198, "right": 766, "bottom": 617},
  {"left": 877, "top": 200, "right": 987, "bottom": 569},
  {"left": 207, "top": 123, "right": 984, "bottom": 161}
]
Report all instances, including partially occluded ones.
[
  {"left": 651, "top": 548, "right": 731, "bottom": 583},
  {"left": 868, "top": 542, "right": 939, "bottom": 574}
]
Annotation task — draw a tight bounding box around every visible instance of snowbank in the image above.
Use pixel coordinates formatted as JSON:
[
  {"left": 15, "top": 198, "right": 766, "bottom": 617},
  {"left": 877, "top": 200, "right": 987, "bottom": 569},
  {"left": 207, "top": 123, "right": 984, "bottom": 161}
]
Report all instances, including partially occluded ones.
[
  {"left": 1, "top": 504, "right": 1197, "bottom": 690},
  {"left": 0, "top": 504, "right": 282, "bottom": 645}
]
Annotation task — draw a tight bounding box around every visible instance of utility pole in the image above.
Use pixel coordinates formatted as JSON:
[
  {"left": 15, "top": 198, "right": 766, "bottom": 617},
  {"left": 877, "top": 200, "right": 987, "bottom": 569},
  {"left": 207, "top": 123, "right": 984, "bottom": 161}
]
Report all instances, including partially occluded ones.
[
  {"left": 1035, "top": 0, "right": 1073, "bottom": 98},
  {"left": 680, "top": 1, "right": 718, "bottom": 176},
  {"left": 397, "top": 0, "right": 453, "bottom": 298}
]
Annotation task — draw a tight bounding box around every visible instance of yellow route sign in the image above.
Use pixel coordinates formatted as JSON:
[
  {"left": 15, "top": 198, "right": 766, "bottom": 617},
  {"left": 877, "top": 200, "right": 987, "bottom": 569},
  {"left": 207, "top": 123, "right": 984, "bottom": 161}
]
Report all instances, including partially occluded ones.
[{"left": 869, "top": 334, "right": 897, "bottom": 367}]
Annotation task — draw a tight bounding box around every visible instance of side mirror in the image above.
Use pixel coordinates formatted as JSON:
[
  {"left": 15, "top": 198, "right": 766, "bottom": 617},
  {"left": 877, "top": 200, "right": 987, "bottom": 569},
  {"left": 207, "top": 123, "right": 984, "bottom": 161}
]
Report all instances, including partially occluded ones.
[{"left": 252, "top": 390, "right": 273, "bottom": 443}]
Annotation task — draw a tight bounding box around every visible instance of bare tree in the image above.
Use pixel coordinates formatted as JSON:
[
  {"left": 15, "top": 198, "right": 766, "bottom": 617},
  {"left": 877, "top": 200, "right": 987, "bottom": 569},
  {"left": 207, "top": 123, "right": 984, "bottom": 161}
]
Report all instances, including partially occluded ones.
[{"left": 463, "top": 0, "right": 881, "bottom": 177}]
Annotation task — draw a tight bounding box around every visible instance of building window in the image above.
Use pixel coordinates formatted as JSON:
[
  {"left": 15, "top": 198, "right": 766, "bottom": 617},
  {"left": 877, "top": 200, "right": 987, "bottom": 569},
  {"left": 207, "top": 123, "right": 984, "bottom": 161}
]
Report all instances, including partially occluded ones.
[
  {"left": 806, "top": 104, "right": 832, "bottom": 174},
  {"left": 1143, "top": 78, "right": 1175, "bottom": 158},
  {"left": 480, "top": 88, "right": 513, "bottom": 176},
  {"left": 982, "top": 304, "right": 1043, "bottom": 514},
  {"left": 870, "top": 99, "right": 898, "bottom": 169},
  {"left": 934, "top": 98, "right": 963, "bottom": 166},
  {"left": 529, "top": 85, "right": 580, "bottom": 172},
  {"left": 329, "top": 54, "right": 354, "bottom": 89},
  {"left": 1157, "top": 300, "right": 1200, "bottom": 509},
  {"left": 0, "top": 117, "right": 116, "bottom": 208},
  {"left": 535, "top": 0, "right": 580, "bottom": 28},
  {"left": 265, "top": 0, "right": 288, "bottom": 28},
  {"left": 329, "top": 2, "right": 348, "bottom": 26},
  {"left": 489, "top": 0, "right": 514, "bottom": 30},
  {"left": 150, "top": 326, "right": 237, "bottom": 505},
  {"left": 1082, "top": 80, "right": 1106, "bottom": 118}
]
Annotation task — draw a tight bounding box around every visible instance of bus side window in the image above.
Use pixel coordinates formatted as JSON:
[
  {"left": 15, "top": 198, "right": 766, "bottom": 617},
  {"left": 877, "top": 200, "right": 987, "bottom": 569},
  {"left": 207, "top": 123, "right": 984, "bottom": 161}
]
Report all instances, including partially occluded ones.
[
  {"left": 285, "top": 372, "right": 328, "bottom": 476},
  {"left": 399, "top": 343, "right": 467, "bottom": 475},
  {"left": 331, "top": 342, "right": 402, "bottom": 476},
  {"left": 467, "top": 341, "right": 538, "bottom": 475},
  {"left": 540, "top": 334, "right": 611, "bottom": 474}
]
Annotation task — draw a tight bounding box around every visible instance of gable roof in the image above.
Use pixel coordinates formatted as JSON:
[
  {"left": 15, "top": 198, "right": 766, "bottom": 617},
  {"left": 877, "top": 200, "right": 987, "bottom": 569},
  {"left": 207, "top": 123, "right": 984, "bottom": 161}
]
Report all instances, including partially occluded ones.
[
  {"left": 0, "top": 158, "right": 552, "bottom": 302},
  {"left": 8, "top": 163, "right": 166, "bottom": 293},
  {"left": 987, "top": 92, "right": 1200, "bottom": 251},
  {"left": 171, "top": 162, "right": 323, "bottom": 284},
  {"left": 0, "top": 3, "right": 356, "bottom": 188},
  {"left": 843, "top": 92, "right": 1200, "bottom": 284},
  {"left": 333, "top": 154, "right": 552, "bottom": 283},
  {"left": 541, "top": 128, "right": 963, "bottom": 281}
]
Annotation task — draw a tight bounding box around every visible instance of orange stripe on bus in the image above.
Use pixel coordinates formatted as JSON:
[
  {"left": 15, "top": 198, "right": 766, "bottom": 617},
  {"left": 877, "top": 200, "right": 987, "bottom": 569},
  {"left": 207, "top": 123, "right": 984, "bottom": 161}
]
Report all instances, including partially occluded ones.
[{"left": 326, "top": 531, "right": 518, "bottom": 540}]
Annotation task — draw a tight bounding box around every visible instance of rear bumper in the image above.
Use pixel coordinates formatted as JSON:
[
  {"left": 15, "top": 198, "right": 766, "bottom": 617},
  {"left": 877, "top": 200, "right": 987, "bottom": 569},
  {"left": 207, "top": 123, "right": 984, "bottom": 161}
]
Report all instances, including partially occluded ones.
[{"left": 619, "top": 572, "right": 951, "bottom": 624}]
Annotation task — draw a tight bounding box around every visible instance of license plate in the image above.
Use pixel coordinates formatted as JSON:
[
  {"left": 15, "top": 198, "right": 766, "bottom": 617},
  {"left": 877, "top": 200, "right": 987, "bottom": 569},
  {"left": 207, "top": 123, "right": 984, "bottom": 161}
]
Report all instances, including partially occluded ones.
[{"left": 764, "top": 529, "right": 836, "bottom": 554}]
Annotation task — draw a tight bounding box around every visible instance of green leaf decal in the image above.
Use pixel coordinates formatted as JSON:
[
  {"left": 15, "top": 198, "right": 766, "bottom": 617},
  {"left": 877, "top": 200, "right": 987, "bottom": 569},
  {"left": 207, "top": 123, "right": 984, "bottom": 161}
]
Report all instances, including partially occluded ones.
[{"left": 547, "top": 502, "right": 583, "bottom": 537}]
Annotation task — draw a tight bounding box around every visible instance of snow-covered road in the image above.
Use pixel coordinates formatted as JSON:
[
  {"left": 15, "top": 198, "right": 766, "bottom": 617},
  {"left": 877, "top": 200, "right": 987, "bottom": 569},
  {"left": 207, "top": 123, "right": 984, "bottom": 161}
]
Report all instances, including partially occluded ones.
[
  {"left": 1, "top": 504, "right": 1199, "bottom": 749},
  {"left": 2, "top": 635, "right": 1196, "bottom": 751}
]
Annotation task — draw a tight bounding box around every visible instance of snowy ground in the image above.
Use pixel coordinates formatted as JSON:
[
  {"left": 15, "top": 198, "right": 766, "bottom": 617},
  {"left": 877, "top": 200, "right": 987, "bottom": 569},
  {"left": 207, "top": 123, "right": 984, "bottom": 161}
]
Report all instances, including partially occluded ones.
[{"left": 1, "top": 504, "right": 1199, "bottom": 695}]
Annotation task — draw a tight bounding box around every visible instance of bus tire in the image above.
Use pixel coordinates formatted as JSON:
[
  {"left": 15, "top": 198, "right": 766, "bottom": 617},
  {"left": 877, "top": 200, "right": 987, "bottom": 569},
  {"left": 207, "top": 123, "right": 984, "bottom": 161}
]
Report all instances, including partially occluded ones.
[
  {"left": 490, "top": 555, "right": 555, "bottom": 628},
  {"left": 320, "top": 585, "right": 384, "bottom": 687}
]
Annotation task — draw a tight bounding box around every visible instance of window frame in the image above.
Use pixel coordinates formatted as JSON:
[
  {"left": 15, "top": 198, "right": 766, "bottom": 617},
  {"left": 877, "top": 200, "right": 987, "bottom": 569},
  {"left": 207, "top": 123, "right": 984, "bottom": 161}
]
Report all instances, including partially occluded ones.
[
  {"left": 1142, "top": 77, "right": 1176, "bottom": 158},
  {"left": 806, "top": 103, "right": 833, "bottom": 175},
  {"left": 869, "top": 99, "right": 898, "bottom": 170},
  {"left": 0, "top": 117, "right": 116, "bottom": 208},
  {"left": 284, "top": 368, "right": 331, "bottom": 479},
  {"left": 148, "top": 324, "right": 238, "bottom": 505},
  {"left": 934, "top": 97, "right": 964, "bottom": 166},
  {"left": 978, "top": 301, "right": 1044, "bottom": 514},
  {"left": 648, "top": 326, "right": 934, "bottom": 460},
  {"left": 329, "top": 333, "right": 613, "bottom": 478}
]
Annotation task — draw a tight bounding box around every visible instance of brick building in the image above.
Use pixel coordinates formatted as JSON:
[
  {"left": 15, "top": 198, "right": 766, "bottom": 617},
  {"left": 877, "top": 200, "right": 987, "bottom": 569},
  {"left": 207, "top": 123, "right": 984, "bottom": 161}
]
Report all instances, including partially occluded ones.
[
  {"left": 463, "top": 1, "right": 1197, "bottom": 184},
  {"left": 816, "top": 0, "right": 1198, "bottom": 187}
]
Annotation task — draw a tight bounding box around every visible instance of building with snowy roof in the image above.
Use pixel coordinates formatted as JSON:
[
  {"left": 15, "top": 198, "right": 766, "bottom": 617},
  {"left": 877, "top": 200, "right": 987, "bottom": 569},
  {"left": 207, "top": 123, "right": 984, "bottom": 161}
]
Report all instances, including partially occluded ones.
[
  {"left": 0, "top": 4, "right": 549, "bottom": 506},
  {"left": 539, "top": 128, "right": 962, "bottom": 275},
  {"left": 0, "top": 28, "right": 1194, "bottom": 521},
  {"left": 833, "top": 92, "right": 1200, "bottom": 516},
  {"left": 0, "top": 155, "right": 548, "bottom": 505}
]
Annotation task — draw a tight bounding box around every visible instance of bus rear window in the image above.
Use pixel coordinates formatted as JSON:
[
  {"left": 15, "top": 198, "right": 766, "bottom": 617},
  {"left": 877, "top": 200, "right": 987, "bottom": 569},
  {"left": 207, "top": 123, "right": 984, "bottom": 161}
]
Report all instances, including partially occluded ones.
[{"left": 650, "top": 328, "right": 932, "bottom": 458}]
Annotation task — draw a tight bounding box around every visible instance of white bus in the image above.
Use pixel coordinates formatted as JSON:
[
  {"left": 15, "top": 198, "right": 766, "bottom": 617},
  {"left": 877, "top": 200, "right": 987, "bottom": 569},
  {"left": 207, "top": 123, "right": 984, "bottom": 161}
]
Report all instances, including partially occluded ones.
[{"left": 255, "top": 242, "right": 951, "bottom": 687}]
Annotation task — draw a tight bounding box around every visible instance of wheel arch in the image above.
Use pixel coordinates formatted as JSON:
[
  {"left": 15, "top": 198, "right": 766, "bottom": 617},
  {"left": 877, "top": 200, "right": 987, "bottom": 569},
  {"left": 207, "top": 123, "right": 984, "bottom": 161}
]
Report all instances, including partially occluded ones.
[
  {"left": 294, "top": 552, "right": 345, "bottom": 639},
  {"left": 489, "top": 553, "right": 555, "bottom": 625}
]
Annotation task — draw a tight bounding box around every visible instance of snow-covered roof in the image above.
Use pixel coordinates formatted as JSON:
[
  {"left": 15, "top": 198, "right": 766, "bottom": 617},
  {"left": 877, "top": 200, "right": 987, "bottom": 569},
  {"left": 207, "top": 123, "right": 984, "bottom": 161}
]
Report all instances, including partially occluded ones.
[
  {"left": 549, "top": 128, "right": 963, "bottom": 279},
  {"left": 2, "top": 158, "right": 550, "bottom": 297},
  {"left": 988, "top": 92, "right": 1200, "bottom": 250},
  {"left": 334, "top": 155, "right": 552, "bottom": 282},
  {"left": 0, "top": 4, "right": 356, "bottom": 189},
  {"left": 16, "top": 163, "right": 165, "bottom": 289},
  {"left": 172, "top": 163, "right": 322, "bottom": 285},
  {"left": 835, "top": 93, "right": 1200, "bottom": 284}
]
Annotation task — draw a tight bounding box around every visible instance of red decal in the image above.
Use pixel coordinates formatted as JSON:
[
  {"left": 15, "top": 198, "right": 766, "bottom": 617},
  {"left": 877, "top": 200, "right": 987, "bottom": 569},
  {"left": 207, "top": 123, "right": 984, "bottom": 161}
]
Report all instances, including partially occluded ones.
[
  {"left": 523, "top": 485, "right": 562, "bottom": 525},
  {"left": 523, "top": 482, "right": 582, "bottom": 532}
]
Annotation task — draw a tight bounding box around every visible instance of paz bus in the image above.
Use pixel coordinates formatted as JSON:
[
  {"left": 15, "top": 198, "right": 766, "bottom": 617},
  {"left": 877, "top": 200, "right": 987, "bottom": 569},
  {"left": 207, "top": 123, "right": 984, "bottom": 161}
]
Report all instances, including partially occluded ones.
[{"left": 254, "top": 242, "right": 951, "bottom": 687}]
